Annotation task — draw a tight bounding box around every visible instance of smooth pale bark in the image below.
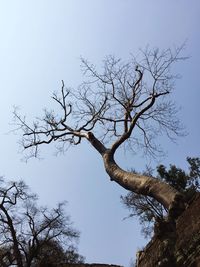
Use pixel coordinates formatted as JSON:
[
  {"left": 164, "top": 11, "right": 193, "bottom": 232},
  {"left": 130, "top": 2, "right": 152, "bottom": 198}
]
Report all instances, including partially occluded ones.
[
  {"left": 103, "top": 152, "right": 181, "bottom": 211},
  {"left": 87, "top": 132, "right": 184, "bottom": 214}
]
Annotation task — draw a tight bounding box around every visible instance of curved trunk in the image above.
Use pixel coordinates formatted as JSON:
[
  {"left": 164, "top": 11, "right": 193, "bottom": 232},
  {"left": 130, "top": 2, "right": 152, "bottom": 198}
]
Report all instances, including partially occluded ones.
[
  {"left": 103, "top": 151, "right": 183, "bottom": 213},
  {"left": 87, "top": 132, "right": 184, "bottom": 216}
]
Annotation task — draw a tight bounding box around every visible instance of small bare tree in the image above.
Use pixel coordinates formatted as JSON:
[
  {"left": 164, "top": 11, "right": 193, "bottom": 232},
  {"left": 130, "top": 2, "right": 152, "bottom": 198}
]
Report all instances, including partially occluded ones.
[
  {"left": 0, "top": 178, "right": 28, "bottom": 267},
  {"left": 0, "top": 178, "right": 80, "bottom": 267},
  {"left": 14, "top": 46, "right": 187, "bottom": 217}
]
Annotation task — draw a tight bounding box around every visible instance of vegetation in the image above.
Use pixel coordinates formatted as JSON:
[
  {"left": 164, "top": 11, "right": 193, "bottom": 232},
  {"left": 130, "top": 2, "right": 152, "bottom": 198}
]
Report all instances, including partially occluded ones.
[
  {"left": 14, "top": 46, "right": 187, "bottom": 217},
  {"left": 121, "top": 157, "right": 200, "bottom": 238},
  {"left": 0, "top": 177, "right": 84, "bottom": 267}
]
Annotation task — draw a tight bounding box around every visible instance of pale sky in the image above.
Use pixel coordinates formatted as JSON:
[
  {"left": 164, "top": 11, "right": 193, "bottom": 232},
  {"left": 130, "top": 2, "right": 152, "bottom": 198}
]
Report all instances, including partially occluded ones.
[{"left": 0, "top": 1, "right": 199, "bottom": 266}]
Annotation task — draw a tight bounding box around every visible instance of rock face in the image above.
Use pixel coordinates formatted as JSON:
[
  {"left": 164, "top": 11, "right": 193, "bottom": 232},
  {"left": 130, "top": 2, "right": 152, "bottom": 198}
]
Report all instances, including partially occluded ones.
[{"left": 137, "top": 193, "right": 200, "bottom": 267}]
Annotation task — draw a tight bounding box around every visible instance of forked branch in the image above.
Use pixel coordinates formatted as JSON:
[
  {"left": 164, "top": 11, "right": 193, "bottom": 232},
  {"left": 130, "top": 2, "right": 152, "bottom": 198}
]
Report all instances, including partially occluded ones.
[{"left": 14, "top": 46, "right": 185, "bottom": 160}]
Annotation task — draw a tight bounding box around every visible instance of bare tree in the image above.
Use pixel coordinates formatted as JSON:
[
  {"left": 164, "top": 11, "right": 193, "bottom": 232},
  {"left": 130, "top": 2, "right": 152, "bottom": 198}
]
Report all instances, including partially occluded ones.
[
  {"left": 14, "top": 46, "right": 187, "bottom": 218},
  {"left": 0, "top": 178, "right": 80, "bottom": 267},
  {"left": 0, "top": 178, "right": 28, "bottom": 267}
]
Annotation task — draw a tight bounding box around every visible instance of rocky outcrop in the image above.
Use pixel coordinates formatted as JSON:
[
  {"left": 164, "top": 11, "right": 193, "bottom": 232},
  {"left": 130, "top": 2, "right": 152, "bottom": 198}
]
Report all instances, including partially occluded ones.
[{"left": 137, "top": 193, "right": 200, "bottom": 267}]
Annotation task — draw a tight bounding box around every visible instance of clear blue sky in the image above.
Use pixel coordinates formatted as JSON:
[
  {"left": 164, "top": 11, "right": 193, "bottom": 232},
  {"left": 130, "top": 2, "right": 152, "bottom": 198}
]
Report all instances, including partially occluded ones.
[{"left": 0, "top": 1, "right": 199, "bottom": 266}]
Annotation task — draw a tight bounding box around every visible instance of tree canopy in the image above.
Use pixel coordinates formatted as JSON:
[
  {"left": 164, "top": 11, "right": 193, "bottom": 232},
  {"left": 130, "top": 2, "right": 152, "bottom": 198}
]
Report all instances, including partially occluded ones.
[{"left": 14, "top": 46, "right": 187, "bottom": 216}]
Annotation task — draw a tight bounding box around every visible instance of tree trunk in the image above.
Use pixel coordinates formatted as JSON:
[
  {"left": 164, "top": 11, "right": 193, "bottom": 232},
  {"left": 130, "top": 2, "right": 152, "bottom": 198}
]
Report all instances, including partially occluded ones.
[
  {"left": 1, "top": 206, "right": 24, "bottom": 267},
  {"left": 102, "top": 151, "right": 184, "bottom": 214},
  {"left": 87, "top": 132, "right": 185, "bottom": 216}
]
